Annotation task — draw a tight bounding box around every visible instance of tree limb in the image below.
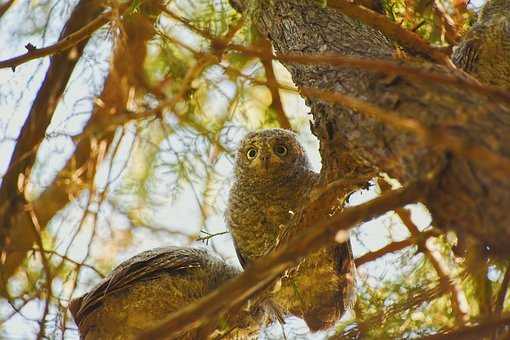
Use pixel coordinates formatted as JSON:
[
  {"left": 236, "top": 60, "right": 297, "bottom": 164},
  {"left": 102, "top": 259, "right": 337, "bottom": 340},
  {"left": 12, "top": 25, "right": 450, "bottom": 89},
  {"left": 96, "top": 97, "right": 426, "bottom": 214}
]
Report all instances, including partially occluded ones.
[
  {"left": 233, "top": 0, "right": 510, "bottom": 257},
  {"left": 138, "top": 178, "right": 433, "bottom": 338},
  {"left": 327, "top": 0, "right": 451, "bottom": 65},
  {"left": 0, "top": 7, "right": 116, "bottom": 70}
]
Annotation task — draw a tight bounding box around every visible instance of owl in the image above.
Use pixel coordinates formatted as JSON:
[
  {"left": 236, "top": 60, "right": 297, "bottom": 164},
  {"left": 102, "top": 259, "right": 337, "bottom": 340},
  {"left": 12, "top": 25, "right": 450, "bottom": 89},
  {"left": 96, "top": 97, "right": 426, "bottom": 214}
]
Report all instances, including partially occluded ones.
[
  {"left": 69, "top": 246, "right": 262, "bottom": 339},
  {"left": 226, "top": 128, "right": 356, "bottom": 331}
]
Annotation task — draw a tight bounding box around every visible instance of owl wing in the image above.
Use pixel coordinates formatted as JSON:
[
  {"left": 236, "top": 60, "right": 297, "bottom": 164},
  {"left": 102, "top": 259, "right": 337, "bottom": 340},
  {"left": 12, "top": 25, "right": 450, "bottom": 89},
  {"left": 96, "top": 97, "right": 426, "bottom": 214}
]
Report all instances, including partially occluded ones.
[
  {"left": 69, "top": 247, "right": 206, "bottom": 328},
  {"left": 232, "top": 236, "right": 249, "bottom": 269}
]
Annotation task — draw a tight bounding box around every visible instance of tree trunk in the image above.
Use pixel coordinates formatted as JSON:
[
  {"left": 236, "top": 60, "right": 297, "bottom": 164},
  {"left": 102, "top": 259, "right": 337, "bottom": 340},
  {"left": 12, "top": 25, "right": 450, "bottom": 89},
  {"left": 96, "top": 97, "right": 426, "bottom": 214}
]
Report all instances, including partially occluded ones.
[{"left": 233, "top": 0, "right": 510, "bottom": 256}]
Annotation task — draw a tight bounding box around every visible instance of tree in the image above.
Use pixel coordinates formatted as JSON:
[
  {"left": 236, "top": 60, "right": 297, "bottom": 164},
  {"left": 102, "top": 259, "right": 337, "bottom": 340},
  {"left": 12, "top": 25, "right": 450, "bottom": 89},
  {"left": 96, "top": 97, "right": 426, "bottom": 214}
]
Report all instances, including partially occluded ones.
[{"left": 0, "top": 0, "right": 509, "bottom": 338}]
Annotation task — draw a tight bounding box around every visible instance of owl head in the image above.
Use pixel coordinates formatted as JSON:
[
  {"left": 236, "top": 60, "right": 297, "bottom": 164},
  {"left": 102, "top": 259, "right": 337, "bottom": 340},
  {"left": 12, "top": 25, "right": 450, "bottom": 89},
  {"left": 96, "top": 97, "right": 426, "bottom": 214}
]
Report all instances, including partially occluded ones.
[{"left": 234, "top": 128, "right": 310, "bottom": 179}]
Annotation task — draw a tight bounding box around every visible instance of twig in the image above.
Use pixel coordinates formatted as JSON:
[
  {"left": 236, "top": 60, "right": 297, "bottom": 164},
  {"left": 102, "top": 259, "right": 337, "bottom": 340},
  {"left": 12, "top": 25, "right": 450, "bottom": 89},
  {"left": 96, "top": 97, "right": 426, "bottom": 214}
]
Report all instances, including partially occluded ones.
[
  {"left": 34, "top": 248, "right": 105, "bottom": 278},
  {"left": 226, "top": 46, "right": 510, "bottom": 103},
  {"left": 196, "top": 230, "right": 229, "bottom": 243},
  {"left": 0, "top": 8, "right": 118, "bottom": 70},
  {"left": 161, "top": 6, "right": 510, "bottom": 104},
  {"left": 355, "top": 229, "right": 440, "bottom": 266},
  {"left": 137, "top": 178, "right": 432, "bottom": 338},
  {"left": 28, "top": 208, "right": 53, "bottom": 339},
  {"left": 258, "top": 38, "right": 292, "bottom": 130},
  {"left": 432, "top": 0, "right": 461, "bottom": 44},
  {"left": 379, "top": 180, "right": 470, "bottom": 325}
]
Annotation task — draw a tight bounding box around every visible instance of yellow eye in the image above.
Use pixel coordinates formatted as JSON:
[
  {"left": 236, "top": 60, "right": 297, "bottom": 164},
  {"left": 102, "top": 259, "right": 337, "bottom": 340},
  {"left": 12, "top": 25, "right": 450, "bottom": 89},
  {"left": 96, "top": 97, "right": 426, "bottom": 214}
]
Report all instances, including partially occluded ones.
[
  {"left": 246, "top": 147, "right": 258, "bottom": 160},
  {"left": 274, "top": 145, "right": 288, "bottom": 156}
]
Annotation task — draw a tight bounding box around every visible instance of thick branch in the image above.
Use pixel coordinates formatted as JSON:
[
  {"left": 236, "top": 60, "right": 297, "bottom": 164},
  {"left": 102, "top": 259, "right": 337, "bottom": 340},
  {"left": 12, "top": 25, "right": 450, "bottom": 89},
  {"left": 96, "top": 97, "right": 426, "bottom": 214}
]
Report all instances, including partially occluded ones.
[
  {"left": 139, "top": 179, "right": 431, "bottom": 338},
  {"left": 326, "top": 0, "right": 451, "bottom": 64},
  {"left": 234, "top": 0, "right": 510, "bottom": 256}
]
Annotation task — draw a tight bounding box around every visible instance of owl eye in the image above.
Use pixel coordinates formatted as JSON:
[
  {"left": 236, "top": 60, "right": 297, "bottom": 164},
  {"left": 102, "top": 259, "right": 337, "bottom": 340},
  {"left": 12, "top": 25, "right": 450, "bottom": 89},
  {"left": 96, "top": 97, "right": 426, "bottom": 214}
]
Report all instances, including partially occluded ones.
[
  {"left": 274, "top": 144, "right": 288, "bottom": 156},
  {"left": 246, "top": 147, "right": 258, "bottom": 160}
]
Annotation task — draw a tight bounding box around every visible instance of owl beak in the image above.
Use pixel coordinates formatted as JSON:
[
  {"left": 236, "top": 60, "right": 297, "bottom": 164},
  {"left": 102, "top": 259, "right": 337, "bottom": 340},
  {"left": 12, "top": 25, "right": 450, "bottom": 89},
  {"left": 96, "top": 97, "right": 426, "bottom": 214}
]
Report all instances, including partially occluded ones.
[{"left": 261, "top": 153, "right": 271, "bottom": 170}]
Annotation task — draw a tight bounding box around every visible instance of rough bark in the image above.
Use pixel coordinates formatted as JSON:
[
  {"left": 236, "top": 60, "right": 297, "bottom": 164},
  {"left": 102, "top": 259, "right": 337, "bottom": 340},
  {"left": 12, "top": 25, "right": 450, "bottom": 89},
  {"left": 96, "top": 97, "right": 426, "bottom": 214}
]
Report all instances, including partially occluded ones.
[{"left": 235, "top": 0, "right": 510, "bottom": 256}]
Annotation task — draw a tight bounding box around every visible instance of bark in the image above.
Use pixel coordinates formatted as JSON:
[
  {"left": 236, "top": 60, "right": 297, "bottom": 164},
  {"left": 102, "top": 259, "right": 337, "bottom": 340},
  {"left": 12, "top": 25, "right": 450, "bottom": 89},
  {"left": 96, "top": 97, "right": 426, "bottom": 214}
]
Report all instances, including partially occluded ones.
[
  {"left": 235, "top": 0, "right": 510, "bottom": 256},
  {"left": 0, "top": 0, "right": 104, "bottom": 288}
]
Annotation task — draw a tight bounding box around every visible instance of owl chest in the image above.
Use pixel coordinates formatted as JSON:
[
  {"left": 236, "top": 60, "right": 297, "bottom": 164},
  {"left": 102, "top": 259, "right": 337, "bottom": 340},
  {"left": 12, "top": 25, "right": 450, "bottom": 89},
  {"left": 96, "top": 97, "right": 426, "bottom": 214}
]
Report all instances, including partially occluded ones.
[{"left": 243, "top": 193, "right": 296, "bottom": 229}]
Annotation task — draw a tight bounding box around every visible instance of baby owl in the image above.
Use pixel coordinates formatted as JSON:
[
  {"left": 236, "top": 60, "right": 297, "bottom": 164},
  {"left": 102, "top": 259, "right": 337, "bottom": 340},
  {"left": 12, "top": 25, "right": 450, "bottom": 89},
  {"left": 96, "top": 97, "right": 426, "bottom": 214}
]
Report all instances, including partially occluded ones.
[
  {"left": 69, "top": 246, "right": 262, "bottom": 339},
  {"left": 227, "top": 128, "right": 355, "bottom": 331}
]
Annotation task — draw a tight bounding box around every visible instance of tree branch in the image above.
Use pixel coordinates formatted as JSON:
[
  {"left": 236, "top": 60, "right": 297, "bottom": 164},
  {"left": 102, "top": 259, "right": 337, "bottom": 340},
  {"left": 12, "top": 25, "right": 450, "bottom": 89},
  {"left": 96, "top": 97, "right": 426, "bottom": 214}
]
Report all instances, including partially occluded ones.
[
  {"left": 232, "top": 0, "right": 510, "bottom": 257},
  {"left": 327, "top": 0, "right": 451, "bottom": 65},
  {"left": 138, "top": 178, "right": 433, "bottom": 338},
  {"left": 0, "top": 7, "right": 116, "bottom": 70},
  {"left": 0, "top": 0, "right": 105, "bottom": 289},
  {"left": 258, "top": 38, "right": 292, "bottom": 130},
  {"left": 379, "top": 180, "right": 470, "bottom": 325},
  {"left": 354, "top": 229, "right": 439, "bottom": 266},
  {"left": 495, "top": 263, "right": 510, "bottom": 316}
]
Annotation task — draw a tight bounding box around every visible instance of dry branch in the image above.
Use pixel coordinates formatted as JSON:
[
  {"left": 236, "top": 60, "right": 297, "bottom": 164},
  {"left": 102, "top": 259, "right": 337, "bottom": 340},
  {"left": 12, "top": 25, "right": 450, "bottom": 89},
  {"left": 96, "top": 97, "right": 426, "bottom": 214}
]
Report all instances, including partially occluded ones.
[{"left": 379, "top": 180, "right": 469, "bottom": 325}]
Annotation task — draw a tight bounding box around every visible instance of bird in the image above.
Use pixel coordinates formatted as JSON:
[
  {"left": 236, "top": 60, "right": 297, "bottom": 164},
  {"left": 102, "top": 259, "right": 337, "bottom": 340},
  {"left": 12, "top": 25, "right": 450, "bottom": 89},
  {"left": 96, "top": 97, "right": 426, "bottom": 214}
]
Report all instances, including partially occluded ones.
[
  {"left": 452, "top": 0, "right": 510, "bottom": 90},
  {"left": 226, "top": 128, "right": 356, "bottom": 331},
  {"left": 69, "top": 246, "right": 262, "bottom": 339}
]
